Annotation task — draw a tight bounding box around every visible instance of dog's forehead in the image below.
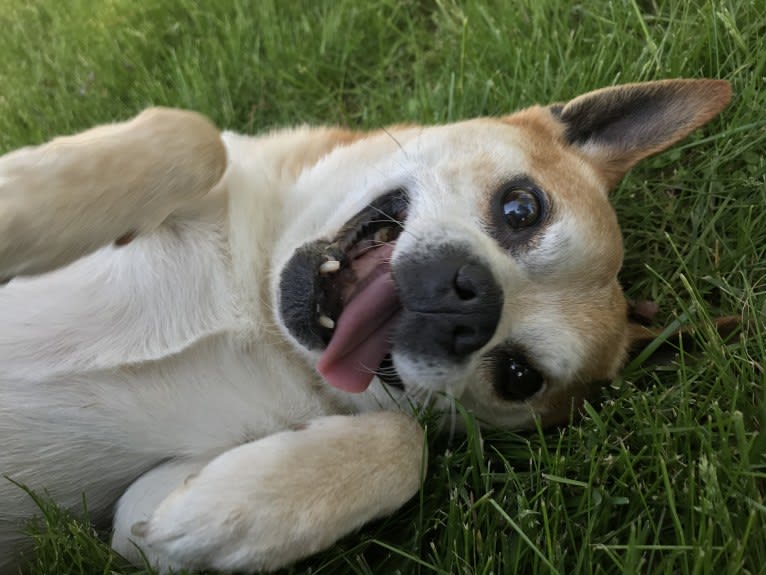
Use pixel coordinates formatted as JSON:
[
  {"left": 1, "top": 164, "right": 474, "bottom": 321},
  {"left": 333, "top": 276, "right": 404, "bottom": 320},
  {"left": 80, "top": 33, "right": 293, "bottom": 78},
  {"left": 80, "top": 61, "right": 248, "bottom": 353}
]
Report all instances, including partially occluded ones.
[
  {"left": 397, "top": 119, "right": 532, "bottom": 187},
  {"left": 399, "top": 116, "right": 612, "bottom": 210},
  {"left": 408, "top": 119, "right": 527, "bottom": 158}
]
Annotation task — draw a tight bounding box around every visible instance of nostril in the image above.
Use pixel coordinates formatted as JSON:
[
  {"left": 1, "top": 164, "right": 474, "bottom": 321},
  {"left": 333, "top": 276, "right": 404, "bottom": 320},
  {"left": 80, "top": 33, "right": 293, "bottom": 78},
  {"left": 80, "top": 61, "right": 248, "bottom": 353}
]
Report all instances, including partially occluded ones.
[{"left": 454, "top": 265, "right": 478, "bottom": 301}]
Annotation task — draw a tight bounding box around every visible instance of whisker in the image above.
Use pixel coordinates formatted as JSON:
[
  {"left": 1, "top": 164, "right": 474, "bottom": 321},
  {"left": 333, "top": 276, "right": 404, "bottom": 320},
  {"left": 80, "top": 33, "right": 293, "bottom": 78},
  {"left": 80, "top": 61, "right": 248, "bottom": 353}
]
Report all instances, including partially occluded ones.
[
  {"left": 365, "top": 203, "right": 416, "bottom": 237},
  {"left": 381, "top": 126, "right": 409, "bottom": 159},
  {"left": 353, "top": 240, "right": 397, "bottom": 257},
  {"left": 346, "top": 198, "right": 421, "bottom": 245}
]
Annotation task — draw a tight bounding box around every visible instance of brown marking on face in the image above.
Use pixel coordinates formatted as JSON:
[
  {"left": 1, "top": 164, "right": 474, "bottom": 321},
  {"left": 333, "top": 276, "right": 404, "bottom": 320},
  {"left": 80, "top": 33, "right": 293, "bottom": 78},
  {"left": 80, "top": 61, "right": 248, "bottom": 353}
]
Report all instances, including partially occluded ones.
[
  {"left": 276, "top": 124, "right": 421, "bottom": 182},
  {"left": 481, "top": 266, "right": 629, "bottom": 426},
  {"left": 554, "top": 282, "right": 629, "bottom": 382},
  {"left": 520, "top": 282, "right": 629, "bottom": 425},
  {"left": 276, "top": 127, "right": 369, "bottom": 179},
  {"left": 498, "top": 108, "right": 625, "bottom": 286}
]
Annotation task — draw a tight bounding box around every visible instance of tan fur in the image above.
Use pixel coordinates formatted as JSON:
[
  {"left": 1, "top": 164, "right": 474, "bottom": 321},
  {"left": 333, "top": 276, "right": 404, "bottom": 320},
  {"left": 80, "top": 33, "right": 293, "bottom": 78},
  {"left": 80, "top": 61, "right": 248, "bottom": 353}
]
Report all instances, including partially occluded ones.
[
  {"left": 493, "top": 109, "right": 630, "bottom": 418},
  {"left": 0, "top": 108, "right": 227, "bottom": 279},
  {"left": 119, "top": 413, "right": 424, "bottom": 573},
  {"left": 501, "top": 108, "right": 625, "bottom": 283},
  {"left": 0, "top": 79, "right": 732, "bottom": 573}
]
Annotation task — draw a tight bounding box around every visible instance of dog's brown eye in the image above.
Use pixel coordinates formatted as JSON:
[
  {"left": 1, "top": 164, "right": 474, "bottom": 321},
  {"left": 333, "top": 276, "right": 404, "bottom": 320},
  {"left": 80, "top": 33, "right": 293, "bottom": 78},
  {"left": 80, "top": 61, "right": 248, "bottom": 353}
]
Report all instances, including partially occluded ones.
[
  {"left": 494, "top": 353, "right": 545, "bottom": 401},
  {"left": 502, "top": 188, "right": 541, "bottom": 229}
]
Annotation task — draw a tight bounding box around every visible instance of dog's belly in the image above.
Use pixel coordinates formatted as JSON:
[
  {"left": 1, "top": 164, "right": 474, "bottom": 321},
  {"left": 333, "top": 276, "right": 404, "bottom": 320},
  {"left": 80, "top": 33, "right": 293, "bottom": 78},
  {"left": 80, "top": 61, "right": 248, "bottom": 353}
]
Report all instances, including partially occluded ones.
[
  {"left": 0, "top": 218, "right": 242, "bottom": 379},
  {"left": 0, "top": 216, "right": 347, "bottom": 559}
]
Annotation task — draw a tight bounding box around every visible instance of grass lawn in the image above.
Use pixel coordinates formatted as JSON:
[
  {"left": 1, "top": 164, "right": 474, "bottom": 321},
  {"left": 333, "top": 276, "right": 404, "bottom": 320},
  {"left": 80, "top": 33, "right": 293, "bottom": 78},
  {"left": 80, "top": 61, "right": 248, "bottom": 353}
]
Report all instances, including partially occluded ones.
[{"left": 1, "top": 0, "right": 765, "bottom": 573}]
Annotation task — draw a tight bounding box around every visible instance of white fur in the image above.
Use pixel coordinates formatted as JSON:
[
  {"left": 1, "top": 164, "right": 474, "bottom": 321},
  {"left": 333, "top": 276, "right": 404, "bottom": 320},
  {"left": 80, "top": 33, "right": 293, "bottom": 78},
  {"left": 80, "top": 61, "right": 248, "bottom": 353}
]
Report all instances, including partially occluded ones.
[
  {"left": 0, "top": 111, "right": 622, "bottom": 573},
  {"left": 2, "top": 79, "right": 731, "bottom": 572}
]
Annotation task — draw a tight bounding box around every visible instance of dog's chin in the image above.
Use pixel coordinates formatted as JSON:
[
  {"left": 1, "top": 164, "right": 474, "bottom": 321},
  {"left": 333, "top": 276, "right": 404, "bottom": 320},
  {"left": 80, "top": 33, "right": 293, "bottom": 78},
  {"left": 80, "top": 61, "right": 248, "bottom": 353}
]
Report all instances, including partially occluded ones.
[{"left": 278, "top": 190, "right": 409, "bottom": 394}]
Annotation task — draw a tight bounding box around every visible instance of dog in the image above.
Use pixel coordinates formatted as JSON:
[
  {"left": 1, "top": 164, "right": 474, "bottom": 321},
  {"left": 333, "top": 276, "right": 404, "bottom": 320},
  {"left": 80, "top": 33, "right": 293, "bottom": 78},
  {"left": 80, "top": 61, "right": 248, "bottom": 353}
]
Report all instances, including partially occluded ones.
[{"left": 0, "top": 79, "right": 731, "bottom": 573}]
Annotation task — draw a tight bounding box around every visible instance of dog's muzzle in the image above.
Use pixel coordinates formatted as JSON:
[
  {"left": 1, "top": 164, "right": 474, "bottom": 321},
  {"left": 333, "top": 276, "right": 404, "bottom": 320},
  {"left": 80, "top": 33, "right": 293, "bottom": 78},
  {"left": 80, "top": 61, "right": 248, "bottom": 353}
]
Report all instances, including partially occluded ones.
[
  {"left": 278, "top": 191, "right": 503, "bottom": 395},
  {"left": 393, "top": 246, "right": 503, "bottom": 361}
]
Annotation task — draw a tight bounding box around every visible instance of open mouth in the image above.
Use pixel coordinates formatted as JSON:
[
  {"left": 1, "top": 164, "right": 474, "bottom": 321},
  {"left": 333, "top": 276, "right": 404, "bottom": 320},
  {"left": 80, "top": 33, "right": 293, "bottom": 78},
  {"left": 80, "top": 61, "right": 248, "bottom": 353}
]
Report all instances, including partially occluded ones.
[{"left": 279, "top": 190, "right": 409, "bottom": 393}]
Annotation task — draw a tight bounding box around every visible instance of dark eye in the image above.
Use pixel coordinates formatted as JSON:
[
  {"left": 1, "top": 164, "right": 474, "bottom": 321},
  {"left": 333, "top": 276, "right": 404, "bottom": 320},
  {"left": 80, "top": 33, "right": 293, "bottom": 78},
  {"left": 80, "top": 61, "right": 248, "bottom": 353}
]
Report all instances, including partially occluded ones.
[
  {"left": 502, "top": 188, "right": 541, "bottom": 229},
  {"left": 494, "top": 352, "right": 545, "bottom": 401}
]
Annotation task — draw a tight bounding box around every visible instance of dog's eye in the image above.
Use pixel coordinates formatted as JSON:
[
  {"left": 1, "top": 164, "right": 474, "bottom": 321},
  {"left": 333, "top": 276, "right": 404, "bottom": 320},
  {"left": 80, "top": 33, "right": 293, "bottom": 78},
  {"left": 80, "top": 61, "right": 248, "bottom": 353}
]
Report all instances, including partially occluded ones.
[
  {"left": 494, "top": 353, "right": 545, "bottom": 401},
  {"left": 502, "top": 188, "right": 541, "bottom": 229}
]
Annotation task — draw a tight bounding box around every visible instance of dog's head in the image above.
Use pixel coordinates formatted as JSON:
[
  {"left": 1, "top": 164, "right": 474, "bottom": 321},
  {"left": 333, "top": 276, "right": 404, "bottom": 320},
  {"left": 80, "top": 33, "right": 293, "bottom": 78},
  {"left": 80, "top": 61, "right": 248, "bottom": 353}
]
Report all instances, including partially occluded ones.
[{"left": 272, "top": 79, "right": 731, "bottom": 427}]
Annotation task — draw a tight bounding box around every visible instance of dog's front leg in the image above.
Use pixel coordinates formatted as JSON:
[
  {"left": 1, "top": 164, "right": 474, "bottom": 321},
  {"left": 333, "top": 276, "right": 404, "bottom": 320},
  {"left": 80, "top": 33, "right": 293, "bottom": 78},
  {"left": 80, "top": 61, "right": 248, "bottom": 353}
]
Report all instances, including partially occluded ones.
[
  {"left": 0, "top": 108, "right": 226, "bottom": 281},
  {"left": 113, "top": 412, "right": 425, "bottom": 574}
]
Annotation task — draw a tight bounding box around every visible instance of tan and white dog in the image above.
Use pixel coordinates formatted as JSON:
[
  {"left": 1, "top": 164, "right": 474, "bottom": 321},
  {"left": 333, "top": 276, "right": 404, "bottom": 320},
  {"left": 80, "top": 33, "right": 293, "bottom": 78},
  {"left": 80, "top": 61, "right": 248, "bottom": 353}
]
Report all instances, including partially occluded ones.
[{"left": 0, "top": 79, "right": 731, "bottom": 573}]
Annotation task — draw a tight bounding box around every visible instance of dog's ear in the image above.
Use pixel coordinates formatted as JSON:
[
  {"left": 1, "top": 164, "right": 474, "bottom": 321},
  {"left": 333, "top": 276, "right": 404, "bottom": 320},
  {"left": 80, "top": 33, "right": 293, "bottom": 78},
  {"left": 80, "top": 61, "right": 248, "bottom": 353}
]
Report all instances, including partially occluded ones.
[
  {"left": 550, "top": 79, "right": 732, "bottom": 188},
  {"left": 626, "top": 315, "right": 740, "bottom": 365}
]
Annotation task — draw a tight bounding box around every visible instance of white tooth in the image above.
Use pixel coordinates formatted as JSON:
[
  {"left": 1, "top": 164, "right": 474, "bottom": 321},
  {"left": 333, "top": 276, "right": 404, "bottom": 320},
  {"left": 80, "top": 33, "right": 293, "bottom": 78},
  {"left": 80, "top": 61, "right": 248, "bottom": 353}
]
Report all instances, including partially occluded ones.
[
  {"left": 319, "top": 259, "right": 341, "bottom": 274},
  {"left": 374, "top": 227, "right": 392, "bottom": 243},
  {"left": 318, "top": 315, "right": 335, "bottom": 329}
]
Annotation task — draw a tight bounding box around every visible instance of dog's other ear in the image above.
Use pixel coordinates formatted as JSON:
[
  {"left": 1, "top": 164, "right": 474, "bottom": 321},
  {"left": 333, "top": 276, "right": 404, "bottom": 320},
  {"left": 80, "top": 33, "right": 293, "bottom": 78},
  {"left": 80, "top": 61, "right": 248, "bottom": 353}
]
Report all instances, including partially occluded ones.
[
  {"left": 550, "top": 79, "right": 732, "bottom": 188},
  {"left": 627, "top": 315, "right": 741, "bottom": 364}
]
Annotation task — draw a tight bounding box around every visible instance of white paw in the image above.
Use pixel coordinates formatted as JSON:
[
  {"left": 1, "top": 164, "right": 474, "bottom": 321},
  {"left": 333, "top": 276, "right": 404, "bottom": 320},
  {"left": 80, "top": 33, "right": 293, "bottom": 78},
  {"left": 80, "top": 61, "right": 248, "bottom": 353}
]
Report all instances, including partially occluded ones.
[{"left": 126, "top": 413, "right": 425, "bottom": 573}]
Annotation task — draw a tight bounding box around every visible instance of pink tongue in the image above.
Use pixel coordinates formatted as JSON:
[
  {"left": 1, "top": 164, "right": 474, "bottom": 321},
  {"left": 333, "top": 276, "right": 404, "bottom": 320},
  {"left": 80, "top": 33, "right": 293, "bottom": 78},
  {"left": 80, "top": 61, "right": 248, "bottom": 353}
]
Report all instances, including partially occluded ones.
[{"left": 317, "top": 271, "right": 400, "bottom": 393}]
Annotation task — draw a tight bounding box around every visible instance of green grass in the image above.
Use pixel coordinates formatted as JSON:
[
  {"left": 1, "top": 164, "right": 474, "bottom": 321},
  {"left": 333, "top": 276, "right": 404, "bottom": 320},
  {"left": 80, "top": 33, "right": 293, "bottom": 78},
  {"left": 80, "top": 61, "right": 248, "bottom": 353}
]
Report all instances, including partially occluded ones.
[{"left": 2, "top": 0, "right": 765, "bottom": 573}]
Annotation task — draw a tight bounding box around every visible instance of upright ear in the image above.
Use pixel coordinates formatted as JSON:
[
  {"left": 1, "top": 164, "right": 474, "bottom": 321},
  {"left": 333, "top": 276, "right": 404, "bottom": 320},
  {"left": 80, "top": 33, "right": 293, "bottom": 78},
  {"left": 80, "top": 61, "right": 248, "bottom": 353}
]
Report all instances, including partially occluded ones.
[{"left": 551, "top": 79, "right": 732, "bottom": 188}]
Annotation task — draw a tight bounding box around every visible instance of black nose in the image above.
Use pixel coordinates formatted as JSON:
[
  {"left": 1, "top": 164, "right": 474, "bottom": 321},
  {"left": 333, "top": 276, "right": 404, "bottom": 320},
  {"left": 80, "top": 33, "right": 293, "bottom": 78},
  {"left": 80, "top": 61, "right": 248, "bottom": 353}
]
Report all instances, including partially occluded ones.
[{"left": 394, "top": 247, "right": 503, "bottom": 360}]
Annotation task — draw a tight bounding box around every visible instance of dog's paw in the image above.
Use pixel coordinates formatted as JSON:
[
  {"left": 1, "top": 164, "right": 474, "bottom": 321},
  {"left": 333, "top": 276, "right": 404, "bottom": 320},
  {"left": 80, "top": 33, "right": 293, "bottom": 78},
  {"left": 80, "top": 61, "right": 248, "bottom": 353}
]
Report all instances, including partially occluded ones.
[
  {"left": 126, "top": 412, "right": 425, "bottom": 573},
  {"left": 0, "top": 108, "right": 226, "bottom": 280}
]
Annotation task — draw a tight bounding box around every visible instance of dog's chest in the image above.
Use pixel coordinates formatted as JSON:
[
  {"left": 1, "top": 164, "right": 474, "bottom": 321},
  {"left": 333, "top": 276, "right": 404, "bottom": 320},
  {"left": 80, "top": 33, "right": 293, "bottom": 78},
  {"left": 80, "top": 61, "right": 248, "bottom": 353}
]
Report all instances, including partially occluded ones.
[
  {"left": 4, "top": 335, "right": 344, "bottom": 462},
  {"left": 104, "top": 336, "right": 348, "bottom": 455}
]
